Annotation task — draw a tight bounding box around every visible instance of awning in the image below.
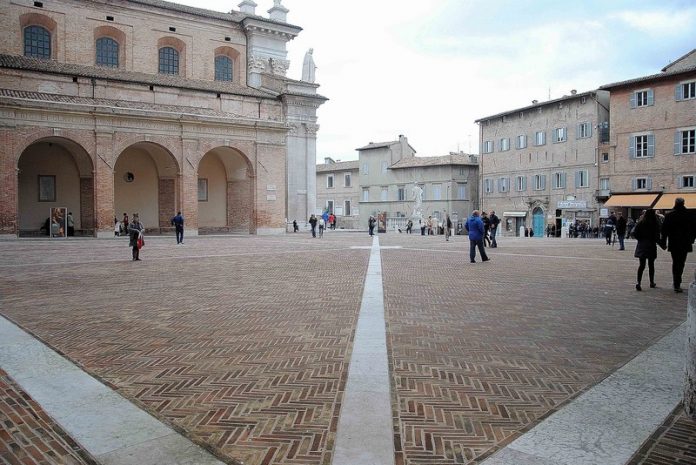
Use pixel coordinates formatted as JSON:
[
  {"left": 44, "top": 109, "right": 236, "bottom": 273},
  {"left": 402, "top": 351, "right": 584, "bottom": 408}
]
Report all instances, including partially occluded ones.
[
  {"left": 503, "top": 211, "right": 526, "bottom": 217},
  {"left": 653, "top": 193, "right": 696, "bottom": 210},
  {"left": 604, "top": 193, "right": 658, "bottom": 207}
]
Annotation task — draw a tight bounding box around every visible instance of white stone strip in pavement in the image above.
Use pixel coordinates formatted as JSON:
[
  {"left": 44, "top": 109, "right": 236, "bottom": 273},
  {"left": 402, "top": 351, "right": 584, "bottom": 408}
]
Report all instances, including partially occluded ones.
[
  {"left": 481, "top": 322, "right": 687, "bottom": 465},
  {"left": 0, "top": 315, "right": 225, "bottom": 465},
  {"left": 333, "top": 235, "right": 395, "bottom": 465}
]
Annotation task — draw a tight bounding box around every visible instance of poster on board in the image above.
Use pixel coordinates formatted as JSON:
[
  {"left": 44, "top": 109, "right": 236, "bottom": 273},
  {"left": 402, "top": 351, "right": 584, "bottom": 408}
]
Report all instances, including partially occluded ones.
[{"left": 50, "top": 207, "right": 68, "bottom": 238}]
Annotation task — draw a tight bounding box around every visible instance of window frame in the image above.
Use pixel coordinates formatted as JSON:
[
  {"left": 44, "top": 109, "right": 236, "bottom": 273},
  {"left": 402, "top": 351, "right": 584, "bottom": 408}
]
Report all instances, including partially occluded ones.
[
  {"left": 534, "top": 131, "right": 546, "bottom": 146},
  {"left": 515, "top": 175, "right": 526, "bottom": 192},
  {"left": 38, "top": 175, "right": 56, "bottom": 202},
  {"left": 635, "top": 177, "right": 648, "bottom": 190},
  {"left": 380, "top": 186, "right": 388, "bottom": 201},
  {"left": 214, "top": 55, "right": 233, "bottom": 81},
  {"left": 96, "top": 36, "right": 119, "bottom": 68},
  {"left": 576, "top": 169, "right": 589, "bottom": 188},
  {"left": 679, "top": 175, "right": 695, "bottom": 188},
  {"left": 197, "top": 178, "right": 208, "bottom": 202},
  {"left": 24, "top": 25, "right": 51, "bottom": 59},
  {"left": 344, "top": 173, "right": 352, "bottom": 188},
  {"left": 158, "top": 46, "right": 180, "bottom": 75},
  {"left": 484, "top": 178, "right": 493, "bottom": 194},
  {"left": 362, "top": 188, "right": 369, "bottom": 202},
  {"left": 397, "top": 186, "right": 405, "bottom": 201},
  {"left": 516, "top": 134, "right": 527, "bottom": 149},
  {"left": 344, "top": 200, "right": 351, "bottom": 216},
  {"left": 483, "top": 140, "right": 494, "bottom": 153},
  {"left": 326, "top": 173, "right": 334, "bottom": 189},
  {"left": 552, "top": 127, "right": 567, "bottom": 143},
  {"left": 552, "top": 172, "right": 565, "bottom": 189},
  {"left": 499, "top": 138, "right": 510, "bottom": 151}
]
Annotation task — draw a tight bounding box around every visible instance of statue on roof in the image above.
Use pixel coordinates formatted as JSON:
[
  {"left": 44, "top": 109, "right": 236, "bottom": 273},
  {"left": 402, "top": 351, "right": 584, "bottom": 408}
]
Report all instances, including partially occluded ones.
[{"left": 302, "top": 48, "right": 316, "bottom": 83}]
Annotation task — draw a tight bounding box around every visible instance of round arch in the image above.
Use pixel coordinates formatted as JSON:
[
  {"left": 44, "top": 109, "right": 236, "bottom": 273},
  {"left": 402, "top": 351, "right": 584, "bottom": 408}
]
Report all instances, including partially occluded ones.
[
  {"left": 114, "top": 142, "right": 180, "bottom": 232},
  {"left": 197, "top": 146, "right": 254, "bottom": 234},
  {"left": 17, "top": 137, "right": 94, "bottom": 236}
]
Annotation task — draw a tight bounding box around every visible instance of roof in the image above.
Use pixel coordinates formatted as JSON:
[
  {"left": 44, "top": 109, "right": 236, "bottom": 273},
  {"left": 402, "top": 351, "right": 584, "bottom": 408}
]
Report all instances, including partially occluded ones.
[
  {"left": 355, "top": 140, "right": 399, "bottom": 151},
  {"left": 0, "top": 88, "right": 283, "bottom": 124},
  {"left": 390, "top": 153, "right": 478, "bottom": 169},
  {"left": 127, "top": 0, "right": 302, "bottom": 30},
  {"left": 316, "top": 160, "right": 359, "bottom": 173},
  {"left": 0, "top": 54, "right": 275, "bottom": 99},
  {"left": 475, "top": 90, "right": 597, "bottom": 123},
  {"left": 601, "top": 51, "right": 696, "bottom": 90}
]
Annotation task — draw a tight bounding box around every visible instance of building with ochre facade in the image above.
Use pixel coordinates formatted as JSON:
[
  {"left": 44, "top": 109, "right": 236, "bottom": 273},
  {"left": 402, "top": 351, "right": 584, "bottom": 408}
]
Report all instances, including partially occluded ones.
[{"left": 0, "top": 0, "right": 325, "bottom": 237}]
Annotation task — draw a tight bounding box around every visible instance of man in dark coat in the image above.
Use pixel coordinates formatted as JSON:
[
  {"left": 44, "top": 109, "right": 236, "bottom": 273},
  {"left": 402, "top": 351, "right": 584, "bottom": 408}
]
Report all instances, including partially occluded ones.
[
  {"left": 489, "top": 211, "right": 500, "bottom": 247},
  {"left": 465, "top": 210, "right": 489, "bottom": 263},
  {"left": 616, "top": 212, "right": 627, "bottom": 250},
  {"left": 661, "top": 198, "right": 696, "bottom": 293}
]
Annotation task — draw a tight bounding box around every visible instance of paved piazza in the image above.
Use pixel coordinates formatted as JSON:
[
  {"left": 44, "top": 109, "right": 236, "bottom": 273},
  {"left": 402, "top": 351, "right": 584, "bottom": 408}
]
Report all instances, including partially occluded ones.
[{"left": 0, "top": 232, "right": 694, "bottom": 465}]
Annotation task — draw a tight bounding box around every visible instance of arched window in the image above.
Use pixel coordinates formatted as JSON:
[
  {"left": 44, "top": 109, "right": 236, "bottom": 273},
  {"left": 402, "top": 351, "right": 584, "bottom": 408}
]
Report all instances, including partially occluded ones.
[
  {"left": 24, "top": 25, "right": 51, "bottom": 58},
  {"left": 96, "top": 37, "right": 119, "bottom": 67},
  {"left": 215, "top": 55, "right": 233, "bottom": 81},
  {"left": 158, "top": 47, "right": 179, "bottom": 75}
]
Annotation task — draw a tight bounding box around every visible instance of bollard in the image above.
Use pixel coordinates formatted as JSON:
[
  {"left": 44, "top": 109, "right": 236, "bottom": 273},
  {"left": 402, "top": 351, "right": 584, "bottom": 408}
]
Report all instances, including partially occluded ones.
[{"left": 686, "top": 269, "right": 696, "bottom": 420}]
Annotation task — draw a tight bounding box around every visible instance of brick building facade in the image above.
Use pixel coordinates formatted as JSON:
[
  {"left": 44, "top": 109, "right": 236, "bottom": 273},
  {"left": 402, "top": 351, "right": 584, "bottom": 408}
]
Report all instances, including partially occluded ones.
[{"left": 0, "top": 0, "right": 325, "bottom": 237}]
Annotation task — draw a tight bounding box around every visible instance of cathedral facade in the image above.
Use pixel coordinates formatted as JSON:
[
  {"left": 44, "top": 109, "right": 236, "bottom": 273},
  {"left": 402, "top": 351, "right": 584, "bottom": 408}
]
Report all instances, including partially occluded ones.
[{"left": 0, "top": 0, "right": 325, "bottom": 237}]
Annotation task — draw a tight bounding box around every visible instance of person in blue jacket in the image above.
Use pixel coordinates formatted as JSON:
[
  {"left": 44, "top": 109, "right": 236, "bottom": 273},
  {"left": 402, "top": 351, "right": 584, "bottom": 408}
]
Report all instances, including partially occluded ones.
[{"left": 465, "top": 210, "right": 490, "bottom": 263}]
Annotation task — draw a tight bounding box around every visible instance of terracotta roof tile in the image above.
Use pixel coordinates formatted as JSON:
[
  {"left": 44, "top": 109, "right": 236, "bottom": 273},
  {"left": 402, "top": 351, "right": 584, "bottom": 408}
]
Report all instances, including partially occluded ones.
[
  {"left": 390, "top": 154, "right": 478, "bottom": 169},
  {"left": 316, "top": 160, "right": 359, "bottom": 173}
]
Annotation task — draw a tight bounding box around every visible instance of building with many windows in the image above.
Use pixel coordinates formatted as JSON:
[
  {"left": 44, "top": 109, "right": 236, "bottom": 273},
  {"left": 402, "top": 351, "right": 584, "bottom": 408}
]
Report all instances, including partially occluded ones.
[
  {"left": 599, "top": 49, "right": 696, "bottom": 215},
  {"left": 315, "top": 157, "right": 359, "bottom": 229},
  {"left": 316, "top": 135, "right": 479, "bottom": 231},
  {"left": 0, "top": 0, "right": 325, "bottom": 237},
  {"left": 476, "top": 91, "right": 610, "bottom": 236}
]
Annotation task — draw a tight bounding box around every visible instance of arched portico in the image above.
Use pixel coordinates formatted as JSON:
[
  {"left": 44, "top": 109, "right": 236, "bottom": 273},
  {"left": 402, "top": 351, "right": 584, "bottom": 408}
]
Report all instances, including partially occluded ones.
[
  {"left": 17, "top": 137, "right": 94, "bottom": 236},
  {"left": 197, "top": 146, "right": 254, "bottom": 234},
  {"left": 114, "top": 142, "right": 179, "bottom": 231}
]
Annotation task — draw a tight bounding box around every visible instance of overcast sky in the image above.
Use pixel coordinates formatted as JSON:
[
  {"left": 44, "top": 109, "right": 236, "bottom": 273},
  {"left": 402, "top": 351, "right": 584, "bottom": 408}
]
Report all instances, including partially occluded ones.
[{"left": 179, "top": 0, "right": 696, "bottom": 161}]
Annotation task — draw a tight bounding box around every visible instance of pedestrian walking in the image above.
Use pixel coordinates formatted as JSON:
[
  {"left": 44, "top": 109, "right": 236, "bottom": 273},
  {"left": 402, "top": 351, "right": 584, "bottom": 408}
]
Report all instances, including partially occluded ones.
[
  {"left": 481, "top": 211, "right": 491, "bottom": 246},
  {"left": 465, "top": 210, "right": 489, "bottom": 263},
  {"left": 406, "top": 219, "right": 413, "bottom": 234},
  {"left": 128, "top": 214, "right": 144, "bottom": 261},
  {"left": 67, "top": 211, "right": 75, "bottom": 236},
  {"left": 368, "top": 215, "right": 376, "bottom": 236},
  {"left": 420, "top": 220, "right": 426, "bottom": 235},
  {"left": 489, "top": 211, "right": 500, "bottom": 247},
  {"left": 660, "top": 197, "right": 696, "bottom": 293},
  {"left": 308, "top": 214, "right": 317, "bottom": 238},
  {"left": 444, "top": 214, "right": 452, "bottom": 241},
  {"left": 318, "top": 217, "right": 325, "bottom": 238},
  {"left": 633, "top": 209, "right": 661, "bottom": 291},
  {"left": 293, "top": 220, "right": 299, "bottom": 232},
  {"left": 171, "top": 211, "right": 184, "bottom": 244},
  {"left": 605, "top": 212, "right": 616, "bottom": 245},
  {"left": 616, "top": 212, "right": 627, "bottom": 250}
]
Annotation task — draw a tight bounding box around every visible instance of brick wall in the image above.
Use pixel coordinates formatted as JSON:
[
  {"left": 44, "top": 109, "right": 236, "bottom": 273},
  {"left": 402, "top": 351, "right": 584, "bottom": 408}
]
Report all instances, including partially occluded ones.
[
  {"left": 79, "top": 177, "right": 94, "bottom": 230},
  {"left": 158, "top": 178, "right": 176, "bottom": 228}
]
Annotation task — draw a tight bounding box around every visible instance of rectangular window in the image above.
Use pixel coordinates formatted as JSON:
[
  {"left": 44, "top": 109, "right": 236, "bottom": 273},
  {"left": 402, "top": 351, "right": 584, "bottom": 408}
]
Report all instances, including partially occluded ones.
[
  {"left": 197, "top": 178, "right": 208, "bottom": 201},
  {"left": 500, "top": 138, "right": 510, "bottom": 151},
  {"left": 515, "top": 175, "right": 527, "bottom": 192},
  {"left": 680, "top": 175, "right": 695, "bottom": 188},
  {"left": 433, "top": 184, "right": 442, "bottom": 200},
  {"left": 459, "top": 167, "right": 466, "bottom": 175},
  {"left": 327, "top": 174, "right": 334, "bottom": 188},
  {"left": 678, "top": 129, "right": 696, "bottom": 154},
  {"left": 39, "top": 175, "right": 56, "bottom": 202},
  {"left": 552, "top": 172, "right": 565, "bottom": 189},
  {"left": 397, "top": 186, "right": 405, "bottom": 201},
  {"left": 600, "top": 178, "right": 610, "bottom": 190},
  {"left": 631, "top": 89, "right": 654, "bottom": 108},
  {"left": 381, "top": 161, "right": 388, "bottom": 173},
  {"left": 578, "top": 122, "right": 592, "bottom": 139},
  {"left": 681, "top": 81, "right": 696, "bottom": 100},
  {"left": 457, "top": 183, "right": 466, "bottom": 199},
  {"left": 344, "top": 200, "right": 351, "bottom": 216},
  {"left": 344, "top": 173, "right": 351, "bottom": 187},
  {"left": 516, "top": 134, "right": 527, "bottom": 149},
  {"left": 552, "top": 127, "right": 567, "bottom": 143},
  {"left": 533, "top": 174, "right": 546, "bottom": 191},
  {"left": 498, "top": 177, "right": 509, "bottom": 193},
  {"left": 576, "top": 169, "right": 589, "bottom": 188},
  {"left": 484, "top": 178, "right": 493, "bottom": 193},
  {"left": 602, "top": 152, "right": 609, "bottom": 163},
  {"left": 362, "top": 188, "right": 369, "bottom": 202},
  {"left": 483, "top": 140, "right": 494, "bottom": 153},
  {"left": 380, "top": 187, "right": 388, "bottom": 201},
  {"left": 362, "top": 162, "right": 369, "bottom": 175},
  {"left": 635, "top": 135, "right": 649, "bottom": 158},
  {"left": 326, "top": 200, "right": 334, "bottom": 214},
  {"left": 535, "top": 131, "right": 546, "bottom": 146},
  {"left": 635, "top": 177, "right": 647, "bottom": 189}
]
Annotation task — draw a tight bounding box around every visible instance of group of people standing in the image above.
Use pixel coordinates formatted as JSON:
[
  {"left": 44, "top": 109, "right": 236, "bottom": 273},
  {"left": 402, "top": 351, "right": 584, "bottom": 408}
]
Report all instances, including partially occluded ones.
[
  {"left": 306, "top": 212, "right": 337, "bottom": 238},
  {"left": 632, "top": 198, "right": 695, "bottom": 293}
]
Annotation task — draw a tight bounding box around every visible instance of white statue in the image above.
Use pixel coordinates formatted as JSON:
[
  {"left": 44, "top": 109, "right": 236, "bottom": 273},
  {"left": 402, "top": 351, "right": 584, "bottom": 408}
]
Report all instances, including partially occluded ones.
[
  {"left": 411, "top": 183, "right": 423, "bottom": 220},
  {"left": 302, "top": 48, "right": 316, "bottom": 83}
]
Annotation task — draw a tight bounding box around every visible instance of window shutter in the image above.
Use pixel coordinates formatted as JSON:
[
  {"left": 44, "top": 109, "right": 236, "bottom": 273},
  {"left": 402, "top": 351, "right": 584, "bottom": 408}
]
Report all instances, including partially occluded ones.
[
  {"left": 675, "top": 131, "right": 682, "bottom": 155},
  {"left": 541, "top": 175, "right": 547, "bottom": 190},
  {"left": 676, "top": 84, "right": 684, "bottom": 101},
  {"left": 647, "top": 134, "right": 655, "bottom": 157},
  {"left": 576, "top": 124, "right": 581, "bottom": 139},
  {"left": 647, "top": 177, "right": 653, "bottom": 190},
  {"left": 629, "top": 136, "right": 636, "bottom": 158},
  {"left": 576, "top": 171, "right": 581, "bottom": 188},
  {"left": 677, "top": 176, "right": 683, "bottom": 188},
  {"left": 631, "top": 178, "right": 637, "bottom": 190},
  {"left": 647, "top": 89, "right": 654, "bottom": 106},
  {"left": 496, "top": 178, "right": 501, "bottom": 192},
  {"left": 630, "top": 93, "right": 637, "bottom": 108},
  {"left": 587, "top": 124, "right": 592, "bottom": 138},
  {"left": 562, "top": 127, "right": 567, "bottom": 140},
  {"left": 523, "top": 176, "right": 527, "bottom": 191}
]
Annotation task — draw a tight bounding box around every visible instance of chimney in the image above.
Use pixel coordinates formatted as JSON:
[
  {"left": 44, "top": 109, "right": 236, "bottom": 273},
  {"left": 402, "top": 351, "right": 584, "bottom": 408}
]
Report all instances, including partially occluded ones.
[
  {"left": 268, "top": 0, "right": 289, "bottom": 22},
  {"left": 570, "top": 89, "right": 577, "bottom": 95},
  {"left": 324, "top": 157, "right": 334, "bottom": 165},
  {"left": 238, "top": 0, "right": 257, "bottom": 14}
]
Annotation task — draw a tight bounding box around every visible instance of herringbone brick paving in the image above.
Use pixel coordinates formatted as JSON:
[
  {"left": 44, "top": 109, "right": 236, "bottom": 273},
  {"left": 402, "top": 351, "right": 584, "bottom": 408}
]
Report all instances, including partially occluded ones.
[
  {"left": 380, "top": 235, "right": 693, "bottom": 465},
  {"left": 0, "top": 234, "right": 372, "bottom": 465},
  {"left": 0, "top": 368, "right": 97, "bottom": 465},
  {"left": 627, "top": 404, "right": 696, "bottom": 465},
  {"left": 0, "top": 233, "right": 694, "bottom": 465}
]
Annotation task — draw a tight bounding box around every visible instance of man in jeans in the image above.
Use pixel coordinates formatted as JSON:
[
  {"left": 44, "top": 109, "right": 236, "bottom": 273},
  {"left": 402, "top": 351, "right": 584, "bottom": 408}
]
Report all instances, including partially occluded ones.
[
  {"left": 489, "top": 210, "right": 500, "bottom": 247},
  {"left": 171, "top": 211, "right": 184, "bottom": 244},
  {"left": 465, "top": 210, "right": 489, "bottom": 263}
]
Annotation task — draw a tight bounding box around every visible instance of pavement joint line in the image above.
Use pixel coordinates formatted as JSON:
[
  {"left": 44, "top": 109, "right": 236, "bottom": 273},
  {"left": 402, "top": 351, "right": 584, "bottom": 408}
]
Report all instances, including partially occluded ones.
[
  {"left": 480, "top": 322, "right": 687, "bottom": 465},
  {"left": 0, "top": 315, "right": 226, "bottom": 465},
  {"left": 332, "top": 235, "right": 395, "bottom": 465}
]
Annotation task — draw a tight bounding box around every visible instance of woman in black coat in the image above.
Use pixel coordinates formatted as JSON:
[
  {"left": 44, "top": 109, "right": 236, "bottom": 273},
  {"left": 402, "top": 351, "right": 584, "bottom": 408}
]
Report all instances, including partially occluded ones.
[{"left": 633, "top": 209, "right": 661, "bottom": 291}]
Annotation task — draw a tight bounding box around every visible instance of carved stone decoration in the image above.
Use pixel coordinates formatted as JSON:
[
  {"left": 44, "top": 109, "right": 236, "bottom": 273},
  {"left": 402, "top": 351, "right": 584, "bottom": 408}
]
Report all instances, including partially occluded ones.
[
  {"left": 304, "top": 123, "right": 319, "bottom": 137},
  {"left": 248, "top": 55, "right": 268, "bottom": 73},
  {"left": 270, "top": 58, "right": 290, "bottom": 76},
  {"left": 301, "top": 48, "right": 316, "bottom": 83}
]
